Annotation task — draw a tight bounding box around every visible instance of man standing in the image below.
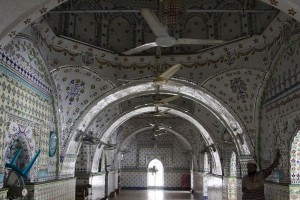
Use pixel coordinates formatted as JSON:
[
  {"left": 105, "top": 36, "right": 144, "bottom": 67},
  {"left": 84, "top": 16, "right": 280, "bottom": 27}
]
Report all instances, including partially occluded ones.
[{"left": 242, "top": 150, "right": 280, "bottom": 200}]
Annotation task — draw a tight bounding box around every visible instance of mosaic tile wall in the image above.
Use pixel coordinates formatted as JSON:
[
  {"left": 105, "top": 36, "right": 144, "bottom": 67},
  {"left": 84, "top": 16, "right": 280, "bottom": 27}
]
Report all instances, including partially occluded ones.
[
  {"left": 121, "top": 171, "right": 147, "bottom": 188},
  {"left": 4, "top": 121, "right": 40, "bottom": 181},
  {"left": 164, "top": 172, "right": 189, "bottom": 188},
  {"left": 118, "top": 117, "right": 202, "bottom": 164},
  {"left": 120, "top": 130, "right": 190, "bottom": 188},
  {"left": 260, "top": 32, "right": 300, "bottom": 184},
  {"left": 121, "top": 170, "right": 188, "bottom": 189},
  {"left": 51, "top": 66, "right": 115, "bottom": 157},
  {"left": 121, "top": 130, "right": 190, "bottom": 169},
  {"left": 26, "top": 178, "right": 76, "bottom": 200},
  {"left": 0, "top": 36, "right": 58, "bottom": 187},
  {"left": 75, "top": 144, "right": 94, "bottom": 172}
]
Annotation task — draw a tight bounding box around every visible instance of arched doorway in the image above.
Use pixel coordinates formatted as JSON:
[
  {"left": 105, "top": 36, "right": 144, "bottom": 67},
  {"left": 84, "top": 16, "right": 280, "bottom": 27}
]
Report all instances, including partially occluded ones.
[{"left": 147, "top": 159, "right": 164, "bottom": 188}]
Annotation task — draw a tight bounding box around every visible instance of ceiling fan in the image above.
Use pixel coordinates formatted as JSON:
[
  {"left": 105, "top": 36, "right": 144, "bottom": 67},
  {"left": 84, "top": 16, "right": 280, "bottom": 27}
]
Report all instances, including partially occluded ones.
[
  {"left": 149, "top": 105, "right": 171, "bottom": 117},
  {"left": 122, "top": 8, "right": 225, "bottom": 55},
  {"left": 76, "top": 131, "right": 100, "bottom": 145},
  {"left": 149, "top": 121, "right": 171, "bottom": 131},
  {"left": 149, "top": 92, "right": 181, "bottom": 117},
  {"left": 151, "top": 129, "right": 170, "bottom": 140},
  {"left": 118, "top": 63, "right": 182, "bottom": 86},
  {"left": 154, "top": 130, "right": 169, "bottom": 136},
  {"left": 76, "top": 130, "right": 117, "bottom": 149}
]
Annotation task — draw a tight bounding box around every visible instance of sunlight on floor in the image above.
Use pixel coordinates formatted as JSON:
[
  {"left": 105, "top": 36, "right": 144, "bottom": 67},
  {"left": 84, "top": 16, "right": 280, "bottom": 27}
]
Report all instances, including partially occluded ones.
[
  {"left": 148, "top": 190, "right": 164, "bottom": 200},
  {"left": 115, "top": 190, "right": 197, "bottom": 200}
]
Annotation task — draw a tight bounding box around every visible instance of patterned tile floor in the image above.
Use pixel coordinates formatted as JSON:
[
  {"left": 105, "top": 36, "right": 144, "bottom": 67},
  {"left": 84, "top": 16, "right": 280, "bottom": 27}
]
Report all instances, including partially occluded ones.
[{"left": 115, "top": 190, "right": 197, "bottom": 200}]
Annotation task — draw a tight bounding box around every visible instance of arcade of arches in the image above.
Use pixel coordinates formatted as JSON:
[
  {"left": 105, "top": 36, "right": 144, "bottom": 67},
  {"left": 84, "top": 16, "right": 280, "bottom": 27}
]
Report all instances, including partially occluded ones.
[{"left": 1, "top": 0, "right": 300, "bottom": 199}]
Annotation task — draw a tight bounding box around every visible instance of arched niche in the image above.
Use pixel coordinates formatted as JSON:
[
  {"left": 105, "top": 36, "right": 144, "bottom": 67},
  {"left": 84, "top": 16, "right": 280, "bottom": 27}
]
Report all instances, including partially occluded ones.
[{"left": 3, "top": 121, "right": 37, "bottom": 181}]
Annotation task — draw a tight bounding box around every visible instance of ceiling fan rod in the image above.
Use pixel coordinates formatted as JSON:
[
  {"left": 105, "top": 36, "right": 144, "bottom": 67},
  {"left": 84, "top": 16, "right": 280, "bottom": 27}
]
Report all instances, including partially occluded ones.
[{"left": 50, "top": 9, "right": 277, "bottom": 14}]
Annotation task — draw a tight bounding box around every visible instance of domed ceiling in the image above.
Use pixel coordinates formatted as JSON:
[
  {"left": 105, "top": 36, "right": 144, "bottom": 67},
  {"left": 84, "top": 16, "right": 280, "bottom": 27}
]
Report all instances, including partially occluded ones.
[{"left": 46, "top": 0, "right": 278, "bottom": 55}]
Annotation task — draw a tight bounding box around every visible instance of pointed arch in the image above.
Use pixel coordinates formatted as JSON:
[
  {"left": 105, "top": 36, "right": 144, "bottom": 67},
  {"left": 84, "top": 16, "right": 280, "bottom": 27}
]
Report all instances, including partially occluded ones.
[{"left": 75, "top": 80, "right": 249, "bottom": 154}]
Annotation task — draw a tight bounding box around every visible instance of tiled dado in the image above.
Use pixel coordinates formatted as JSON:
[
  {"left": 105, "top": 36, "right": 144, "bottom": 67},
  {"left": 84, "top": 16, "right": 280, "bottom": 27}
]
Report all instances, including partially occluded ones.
[
  {"left": 121, "top": 170, "right": 190, "bottom": 189},
  {"left": 264, "top": 182, "right": 289, "bottom": 200},
  {"left": 25, "top": 178, "right": 76, "bottom": 200},
  {"left": 226, "top": 177, "right": 242, "bottom": 200},
  {"left": 0, "top": 188, "right": 8, "bottom": 199}
]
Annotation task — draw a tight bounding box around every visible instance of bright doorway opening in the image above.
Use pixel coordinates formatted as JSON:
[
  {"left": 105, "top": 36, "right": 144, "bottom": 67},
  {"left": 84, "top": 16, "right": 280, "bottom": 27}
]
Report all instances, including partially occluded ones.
[{"left": 147, "top": 159, "right": 164, "bottom": 188}]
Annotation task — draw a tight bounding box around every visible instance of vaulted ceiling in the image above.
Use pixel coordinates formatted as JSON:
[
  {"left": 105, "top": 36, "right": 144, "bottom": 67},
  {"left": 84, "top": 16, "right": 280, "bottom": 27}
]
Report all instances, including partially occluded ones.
[{"left": 1, "top": 0, "right": 298, "bottom": 173}]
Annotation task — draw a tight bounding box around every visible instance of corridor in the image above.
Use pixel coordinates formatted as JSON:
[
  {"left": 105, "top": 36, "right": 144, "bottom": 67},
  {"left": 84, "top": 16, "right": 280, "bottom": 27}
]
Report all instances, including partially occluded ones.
[
  {"left": 1, "top": 0, "right": 300, "bottom": 199},
  {"left": 115, "top": 190, "right": 197, "bottom": 200}
]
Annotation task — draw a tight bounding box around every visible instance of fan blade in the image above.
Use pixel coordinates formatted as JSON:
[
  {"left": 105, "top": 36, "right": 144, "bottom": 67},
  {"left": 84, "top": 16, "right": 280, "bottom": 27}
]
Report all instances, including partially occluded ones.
[
  {"left": 159, "top": 64, "right": 182, "bottom": 80},
  {"left": 157, "top": 95, "right": 181, "bottom": 104},
  {"left": 122, "top": 42, "right": 157, "bottom": 55},
  {"left": 154, "top": 131, "right": 169, "bottom": 136},
  {"left": 140, "top": 8, "right": 169, "bottom": 37},
  {"left": 176, "top": 38, "right": 225, "bottom": 45}
]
